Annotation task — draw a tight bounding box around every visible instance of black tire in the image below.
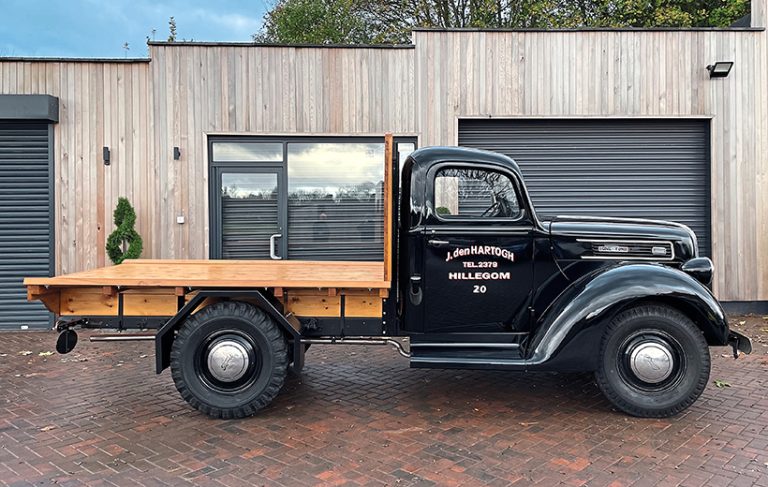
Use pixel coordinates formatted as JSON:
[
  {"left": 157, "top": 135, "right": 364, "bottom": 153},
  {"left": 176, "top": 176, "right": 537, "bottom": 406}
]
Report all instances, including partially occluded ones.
[
  {"left": 595, "top": 304, "right": 710, "bottom": 418},
  {"left": 170, "top": 301, "right": 288, "bottom": 419}
]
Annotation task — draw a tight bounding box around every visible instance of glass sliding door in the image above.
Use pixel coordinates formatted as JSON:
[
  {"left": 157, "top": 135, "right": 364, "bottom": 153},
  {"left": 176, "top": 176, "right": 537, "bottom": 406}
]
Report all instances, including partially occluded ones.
[
  {"left": 286, "top": 142, "right": 385, "bottom": 261},
  {"left": 209, "top": 136, "right": 416, "bottom": 261},
  {"left": 217, "top": 170, "right": 283, "bottom": 260}
]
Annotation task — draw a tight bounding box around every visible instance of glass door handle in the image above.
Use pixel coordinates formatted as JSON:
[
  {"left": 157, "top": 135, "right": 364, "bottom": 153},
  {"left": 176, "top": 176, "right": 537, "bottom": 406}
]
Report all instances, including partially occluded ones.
[{"left": 269, "top": 233, "right": 282, "bottom": 260}]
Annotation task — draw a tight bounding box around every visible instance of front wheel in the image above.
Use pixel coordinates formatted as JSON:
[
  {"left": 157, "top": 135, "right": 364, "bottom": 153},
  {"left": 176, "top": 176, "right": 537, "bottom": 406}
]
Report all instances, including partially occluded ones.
[
  {"left": 170, "top": 301, "right": 288, "bottom": 419},
  {"left": 595, "top": 304, "right": 710, "bottom": 418}
]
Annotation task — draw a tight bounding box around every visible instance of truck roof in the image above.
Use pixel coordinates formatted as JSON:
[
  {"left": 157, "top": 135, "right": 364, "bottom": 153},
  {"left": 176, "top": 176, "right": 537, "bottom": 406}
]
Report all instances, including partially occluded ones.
[{"left": 408, "top": 146, "right": 523, "bottom": 178}]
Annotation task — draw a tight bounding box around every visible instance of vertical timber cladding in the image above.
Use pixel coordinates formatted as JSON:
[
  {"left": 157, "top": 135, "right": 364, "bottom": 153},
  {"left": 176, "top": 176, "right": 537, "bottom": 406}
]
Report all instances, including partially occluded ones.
[
  {"left": 0, "top": 122, "right": 53, "bottom": 329},
  {"left": 458, "top": 119, "right": 711, "bottom": 256}
]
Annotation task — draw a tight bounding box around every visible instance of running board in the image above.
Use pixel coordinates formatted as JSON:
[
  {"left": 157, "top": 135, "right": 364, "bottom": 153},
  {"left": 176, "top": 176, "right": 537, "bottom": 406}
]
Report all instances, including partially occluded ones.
[
  {"left": 409, "top": 340, "right": 527, "bottom": 370},
  {"left": 410, "top": 355, "right": 528, "bottom": 370}
]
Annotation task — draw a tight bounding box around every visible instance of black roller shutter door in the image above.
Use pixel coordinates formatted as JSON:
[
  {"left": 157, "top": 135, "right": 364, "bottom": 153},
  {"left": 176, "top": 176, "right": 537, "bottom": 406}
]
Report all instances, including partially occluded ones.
[
  {"left": 459, "top": 119, "right": 711, "bottom": 256},
  {"left": 0, "top": 122, "right": 53, "bottom": 330}
]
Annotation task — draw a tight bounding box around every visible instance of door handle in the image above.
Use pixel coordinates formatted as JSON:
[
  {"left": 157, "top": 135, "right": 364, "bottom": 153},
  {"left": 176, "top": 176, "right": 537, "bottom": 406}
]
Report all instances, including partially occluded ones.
[
  {"left": 409, "top": 276, "right": 422, "bottom": 305},
  {"left": 269, "top": 233, "right": 282, "bottom": 260},
  {"left": 428, "top": 239, "right": 450, "bottom": 248}
]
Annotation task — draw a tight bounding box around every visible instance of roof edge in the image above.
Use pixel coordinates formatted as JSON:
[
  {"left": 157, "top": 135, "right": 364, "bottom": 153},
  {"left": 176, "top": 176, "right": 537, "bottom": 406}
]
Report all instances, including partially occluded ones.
[
  {"left": 0, "top": 57, "right": 150, "bottom": 63},
  {"left": 412, "top": 26, "right": 765, "bottom": 33},
  {"left": 148, "top": 41, "right": 414, "bottom": 49}
]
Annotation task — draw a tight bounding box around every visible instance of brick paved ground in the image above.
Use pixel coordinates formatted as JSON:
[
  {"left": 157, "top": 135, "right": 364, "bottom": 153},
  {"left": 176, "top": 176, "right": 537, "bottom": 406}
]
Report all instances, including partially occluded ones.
[{"left": 0, "top": 316, "right": 767, "bottom": 486}]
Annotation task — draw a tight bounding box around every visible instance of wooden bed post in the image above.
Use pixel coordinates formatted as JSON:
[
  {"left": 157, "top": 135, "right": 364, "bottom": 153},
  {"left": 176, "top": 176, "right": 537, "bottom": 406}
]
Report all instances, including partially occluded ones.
[{"left": 383, "top": 133, "right": 394, "bottom": 283}]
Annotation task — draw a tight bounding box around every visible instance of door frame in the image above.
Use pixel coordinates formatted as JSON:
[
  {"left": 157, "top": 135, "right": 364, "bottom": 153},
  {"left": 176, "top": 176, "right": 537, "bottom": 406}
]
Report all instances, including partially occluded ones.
[
  {"left": 209, "top": 165, "right": 287, "bottom": 260},
  {"left": 208, "top": 135, "right": 418, "bottom": 260}
]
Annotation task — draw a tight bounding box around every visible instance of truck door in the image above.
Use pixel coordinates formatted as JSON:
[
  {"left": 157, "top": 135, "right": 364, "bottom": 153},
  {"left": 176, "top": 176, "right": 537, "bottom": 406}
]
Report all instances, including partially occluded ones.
[{"left": 420, "top": 164, "right": 534, "bottom": 333}]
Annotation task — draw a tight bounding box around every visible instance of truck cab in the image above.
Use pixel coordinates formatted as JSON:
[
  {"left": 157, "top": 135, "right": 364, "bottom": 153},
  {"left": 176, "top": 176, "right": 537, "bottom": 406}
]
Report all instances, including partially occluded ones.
[
  {"left": 400, "top": 147, "right": 540, "bottom": 335},
  {"left": 397, "top": 147, "right": 750, "bottom": 416}
]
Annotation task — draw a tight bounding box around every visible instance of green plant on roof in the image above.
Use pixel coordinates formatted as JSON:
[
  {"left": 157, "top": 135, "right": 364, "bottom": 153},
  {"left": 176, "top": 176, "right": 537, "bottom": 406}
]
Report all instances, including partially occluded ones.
[{"left": 106, "top": 197, "right": 143, "bottom": 265}]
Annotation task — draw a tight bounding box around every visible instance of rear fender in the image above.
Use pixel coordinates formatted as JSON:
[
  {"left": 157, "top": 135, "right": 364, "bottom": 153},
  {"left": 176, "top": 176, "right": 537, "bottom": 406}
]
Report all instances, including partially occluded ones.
[
  {"left": 528, "top": 263, "right": 728, "bottom": 371},
  {"left": 155, "top": 289, "right": 303, "bottom": 374}
]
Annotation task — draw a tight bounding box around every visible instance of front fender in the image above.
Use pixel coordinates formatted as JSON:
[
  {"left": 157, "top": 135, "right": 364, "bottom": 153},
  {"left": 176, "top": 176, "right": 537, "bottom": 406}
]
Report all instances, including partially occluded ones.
[{"left": 528, "top": 263, "right": 728, "bottom": 371}]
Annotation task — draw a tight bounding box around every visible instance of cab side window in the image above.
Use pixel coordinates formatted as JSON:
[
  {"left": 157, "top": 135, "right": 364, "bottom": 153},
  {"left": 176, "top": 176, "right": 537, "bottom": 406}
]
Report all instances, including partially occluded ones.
[{"left": 434, "top": 167, "right": 521, "bottom": 219}]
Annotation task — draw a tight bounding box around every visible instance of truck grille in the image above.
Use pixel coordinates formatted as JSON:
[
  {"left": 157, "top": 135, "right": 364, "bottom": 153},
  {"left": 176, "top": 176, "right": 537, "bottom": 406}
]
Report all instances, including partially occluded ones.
[{"left": 578, "top": 240, "right": 675, "bottom": 261}]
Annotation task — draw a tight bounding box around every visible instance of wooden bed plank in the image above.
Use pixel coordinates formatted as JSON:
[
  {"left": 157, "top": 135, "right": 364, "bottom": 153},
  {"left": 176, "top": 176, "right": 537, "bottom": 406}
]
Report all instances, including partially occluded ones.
[
  {"left": 345, "top": 294, "right": 382, "bottom": 317},
  {"left": 24, "top": 259, "right": 389, "bottom": 290},
  {"left": 284, "top": 292, "right": 341, "bottom": 317}
]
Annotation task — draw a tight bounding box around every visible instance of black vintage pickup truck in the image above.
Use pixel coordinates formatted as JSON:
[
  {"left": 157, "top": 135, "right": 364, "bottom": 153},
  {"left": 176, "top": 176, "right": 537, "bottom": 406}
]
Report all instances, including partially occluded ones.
[{"left": 28, "top": 141, "right": 752, "bottom": 419}]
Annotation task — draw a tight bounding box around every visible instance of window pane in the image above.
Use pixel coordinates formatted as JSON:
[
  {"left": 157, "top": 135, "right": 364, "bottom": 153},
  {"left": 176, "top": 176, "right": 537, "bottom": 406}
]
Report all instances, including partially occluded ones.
[
  {"left": 435, "top": 168, "right": 520, "bottom": 218},
  {"left": 212, "top": 142, "right": 283, "bottom": 162},
  {"left": 397, "top": 142, "right": 416, "bottom": 176},
  {"left": 287, "top": 142, "right": 384, "bottom": 260},
  {"left": 221, "top": 173, "right": 279, "bottom": 259}
]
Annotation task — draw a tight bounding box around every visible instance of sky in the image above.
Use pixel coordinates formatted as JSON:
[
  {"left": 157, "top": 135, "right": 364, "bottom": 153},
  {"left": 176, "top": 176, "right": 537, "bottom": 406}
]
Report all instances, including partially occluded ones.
[{"left": 0, "top": 0, "right": 269, "bottom": 58}]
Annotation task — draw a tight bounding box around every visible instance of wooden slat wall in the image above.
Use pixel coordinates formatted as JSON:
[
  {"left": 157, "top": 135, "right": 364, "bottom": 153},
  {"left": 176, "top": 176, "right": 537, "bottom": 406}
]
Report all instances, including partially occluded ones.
[
  {"left": 0, "top": 46, "right": 417, "bottom": 275},
  {"left": 0, "top": 61, "right": 154, "bottom": 276},
  {"left": 149, "top": 45, "right": 417, "bottom": 261},
  {"left": 414, "top": 25, "right": 768, "bottom": 301}
]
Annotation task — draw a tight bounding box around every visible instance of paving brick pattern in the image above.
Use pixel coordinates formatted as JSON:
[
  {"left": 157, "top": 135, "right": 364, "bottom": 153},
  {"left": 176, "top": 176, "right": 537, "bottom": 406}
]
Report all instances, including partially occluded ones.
[{"left": 1, "top": 320, "right": 767, "bottom": 486}]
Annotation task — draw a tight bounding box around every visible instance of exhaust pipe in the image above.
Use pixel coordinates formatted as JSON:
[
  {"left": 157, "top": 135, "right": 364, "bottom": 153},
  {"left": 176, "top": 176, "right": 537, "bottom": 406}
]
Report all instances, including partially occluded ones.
[
  {"left": 87, "top": 333, "right": 411, "bottom": 359},
  {"left": 301, "top": 336, "right": 411, "bottom": 358},
  {"left": 89, "top": 333, "right": 156, "bottom": 342}
]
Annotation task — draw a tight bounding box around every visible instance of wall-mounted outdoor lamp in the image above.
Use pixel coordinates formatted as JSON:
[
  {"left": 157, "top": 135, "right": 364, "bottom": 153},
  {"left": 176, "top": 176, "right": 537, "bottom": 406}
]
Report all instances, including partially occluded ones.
[
  {"left": 103, "top": 146, "right": 111, "bottom": 166},
  {"left": 706, "top": 61, "right": 733, "bottom": 78},
  {"left": 173, "top": 147, "right": 181, "bottom": 160}
]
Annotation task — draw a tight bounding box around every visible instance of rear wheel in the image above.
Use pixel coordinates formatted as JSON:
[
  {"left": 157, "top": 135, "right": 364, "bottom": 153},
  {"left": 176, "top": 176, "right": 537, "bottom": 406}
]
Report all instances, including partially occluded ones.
[
  {"left": 170, "top": 301, "right": 288, "bottom": 419},
  {"left": 595, "top": 304, "right": 710, "bottom": 418}
]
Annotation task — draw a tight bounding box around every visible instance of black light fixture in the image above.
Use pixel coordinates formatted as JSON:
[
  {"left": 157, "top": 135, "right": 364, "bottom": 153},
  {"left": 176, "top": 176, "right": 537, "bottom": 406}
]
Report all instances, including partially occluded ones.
[
  {"left": 103, "top": 146, "right": 111, "bottom": 166},
  {"left": 706, "top": 61, "right": 733, "bottom": 78},
  {"left": 173, "top": 147, "right": 181, "bottom": 160}
]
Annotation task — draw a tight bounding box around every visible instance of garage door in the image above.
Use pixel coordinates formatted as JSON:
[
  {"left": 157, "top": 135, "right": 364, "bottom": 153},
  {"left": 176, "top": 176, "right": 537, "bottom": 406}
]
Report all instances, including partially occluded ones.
[
  {"left": 0, "top": 122, "right": 53, "bottom": 330},
  {"left": 459, "top": 119, "right": 711, "bottom": 256}
]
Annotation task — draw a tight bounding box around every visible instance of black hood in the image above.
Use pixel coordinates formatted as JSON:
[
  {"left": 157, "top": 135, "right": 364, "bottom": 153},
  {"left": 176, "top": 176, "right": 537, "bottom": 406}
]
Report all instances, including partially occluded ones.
[{"left": 547, "top": 215, "right": 699, "bottom": 263}]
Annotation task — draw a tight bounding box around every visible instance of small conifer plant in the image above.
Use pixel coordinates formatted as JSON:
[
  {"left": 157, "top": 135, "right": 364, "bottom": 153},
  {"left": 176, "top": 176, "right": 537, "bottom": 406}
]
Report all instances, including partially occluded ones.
[{"left": 106, "top": 197, "right": 143, "bottom": 264}]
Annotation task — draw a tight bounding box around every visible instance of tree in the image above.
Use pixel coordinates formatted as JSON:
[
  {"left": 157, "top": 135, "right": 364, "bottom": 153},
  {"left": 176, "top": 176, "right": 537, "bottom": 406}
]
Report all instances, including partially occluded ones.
[
  {"left": 255, "top": 0, "right": 375, "bottom": 44},
  {"left": 552, "top": 0, "right": 751, "bottom": 28},
  {"left": 254, "top": 0, "right": 750, "bottom": 44},
  {"left": 106, "top": 198, "right": 143, "bottom": 265},
  {"left": 168, "top": 16, "right": 178, "bottom": 42}
]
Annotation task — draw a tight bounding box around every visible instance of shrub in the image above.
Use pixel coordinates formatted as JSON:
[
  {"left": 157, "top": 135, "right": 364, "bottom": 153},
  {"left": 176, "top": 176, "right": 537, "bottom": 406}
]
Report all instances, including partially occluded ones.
[{"left": 106, "top": 197, "right": 143, "bottom": 264}]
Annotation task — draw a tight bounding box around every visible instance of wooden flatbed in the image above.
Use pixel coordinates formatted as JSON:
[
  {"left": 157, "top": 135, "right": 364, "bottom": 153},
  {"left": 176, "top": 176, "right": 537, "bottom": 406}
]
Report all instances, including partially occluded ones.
[
  {"left": 25, "top": 134, "right": 396, "bottom": 322},
  {"left": 24, "top": 259, "right": 390, "bottom": 320},
  {"left": 25, "top": 259, "right": 389, "bottom": 290},
  {"left": 26, "top": 259, "right": 390, "bottom": 320}
]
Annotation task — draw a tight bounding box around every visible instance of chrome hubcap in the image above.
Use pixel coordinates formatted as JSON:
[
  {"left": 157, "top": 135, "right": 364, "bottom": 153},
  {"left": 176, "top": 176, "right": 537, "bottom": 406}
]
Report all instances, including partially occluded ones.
[
  {"left": 629, "top": 341, "right": 675, "bottom": 384},
  {"left": 206, "top": 340, "right": 250, "bottom": 383}
]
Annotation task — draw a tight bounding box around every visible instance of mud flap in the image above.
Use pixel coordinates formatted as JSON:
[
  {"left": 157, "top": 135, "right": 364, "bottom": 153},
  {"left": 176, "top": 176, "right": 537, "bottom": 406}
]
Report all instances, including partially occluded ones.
[{"left": 728, "top": 330, "right": 752, "bottom": 358}]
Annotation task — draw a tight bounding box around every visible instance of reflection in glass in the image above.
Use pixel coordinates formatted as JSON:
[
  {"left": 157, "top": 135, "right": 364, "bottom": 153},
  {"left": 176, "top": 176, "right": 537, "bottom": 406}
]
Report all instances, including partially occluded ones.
[
  {"left": 397, "top": 142, "right": 416, "bottom": 177},
  {"left": 287, "top": 142, "right": 384, "bottom": 260},
  {"left": 435, "top": 168, "right": 520, "bottom": 218},
  {"left": 212, "top": 142, "right": 283, "bottom": 162},
  {"left": 221, "top": 173, "right": 279, "bottom": 259}
]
